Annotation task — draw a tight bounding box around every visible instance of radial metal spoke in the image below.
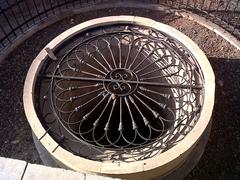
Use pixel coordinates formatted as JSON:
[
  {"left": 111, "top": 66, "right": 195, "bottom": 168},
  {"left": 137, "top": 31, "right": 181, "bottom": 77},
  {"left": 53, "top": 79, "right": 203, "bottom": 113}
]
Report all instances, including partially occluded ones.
[
  {"left": 137, "top": 56, "right": 173, "bottom": 75},
  {"left": 140, "top": 70, "right": 179, "bottom": 81},
  {"left": 133, "top": 94, "right": 170, "bottom": 122},
  {"left": 124, "top": 35, "right": 134, "bottom": 68},
  {"left": 127, "top": 36, "right": 152, "bottom": 69},
  {"left": 68, "top": 88, "right": 104, "bottom": 101},
  {"left": 74, "top": 91, "right": 104, "bottom": 113},
  {"left": 133, "top": 94, "right": 161, "bottom": 118},
  {"left": 61, "top": 84, "right": 101, "bottom": 92},
  {"left": 132, "top": 47, "right": 156, "bottom": 72},
  {"left": 75, "top": 51, "right": 107, "bottom": 76},
  {"left": 54, "top": 83, "right": 101, "bottom": 102},
  {"left": 137, "top": 90, "right": 166, "bottom": 109},
  {"left": 124, "top": 97, "right": 138, "bottom": 130},
  {"left": 139, "top": 86, "right": 171, "bottom": 99},
  {"left": 104, "top": 99, "right": 117, "bottom": 131},
  {"left": 102, "top": 38, "right": 118, "bottom": 68},
  {"left": 96, "top": 46, "right": 114, "bottom": 70},
  {"left": 128, "top": 95, "right": 149, "bottom": 126},
  {"left": 87, "top": 50, "right": 110, "bottom": 73},
  {"left": 118, "top": 97, "right": 123, "bottom": 132},
  {"left": 92, "top": 95, "right": 112, "bottom": 127},
  {"left": 81, "top": 93, "right": 110, "bottom": 122},
  {"left": 80, "top": 70, "right": 104, "bottom": 78}
]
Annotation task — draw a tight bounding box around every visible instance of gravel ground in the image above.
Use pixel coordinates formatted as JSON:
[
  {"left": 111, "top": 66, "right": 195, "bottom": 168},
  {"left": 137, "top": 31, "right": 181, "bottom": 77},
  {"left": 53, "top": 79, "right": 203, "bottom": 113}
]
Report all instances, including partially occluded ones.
[{"left": 0, "top": 8, "right": 240, "bottom": 179}]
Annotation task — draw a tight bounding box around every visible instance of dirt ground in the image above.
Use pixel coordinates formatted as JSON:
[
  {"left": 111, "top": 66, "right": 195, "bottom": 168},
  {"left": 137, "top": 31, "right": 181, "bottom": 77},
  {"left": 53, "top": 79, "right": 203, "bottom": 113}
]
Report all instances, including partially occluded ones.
[{"left": 0, "top": 8, "right": 240, "bottom": 179}]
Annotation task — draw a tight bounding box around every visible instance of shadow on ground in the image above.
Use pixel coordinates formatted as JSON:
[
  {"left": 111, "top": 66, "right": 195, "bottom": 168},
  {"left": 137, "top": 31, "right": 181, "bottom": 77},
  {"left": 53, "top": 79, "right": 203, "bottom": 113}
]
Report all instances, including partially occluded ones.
[{"left": 186, "top": 58, "right": 240, "bottom": 180}]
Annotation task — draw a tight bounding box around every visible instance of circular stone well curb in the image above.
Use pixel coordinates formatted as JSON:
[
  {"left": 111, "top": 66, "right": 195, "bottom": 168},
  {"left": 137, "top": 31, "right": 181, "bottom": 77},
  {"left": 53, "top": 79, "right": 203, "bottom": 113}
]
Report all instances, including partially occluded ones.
[{"left": 23, "top": 16, "right": 215, "bottom": 179}]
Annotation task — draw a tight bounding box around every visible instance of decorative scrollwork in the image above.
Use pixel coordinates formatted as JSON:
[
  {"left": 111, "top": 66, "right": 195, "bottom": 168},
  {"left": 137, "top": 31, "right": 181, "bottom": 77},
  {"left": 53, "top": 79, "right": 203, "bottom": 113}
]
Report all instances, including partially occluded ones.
[{"left": 104, "top": 68, "right": 138, "bottom": 96}]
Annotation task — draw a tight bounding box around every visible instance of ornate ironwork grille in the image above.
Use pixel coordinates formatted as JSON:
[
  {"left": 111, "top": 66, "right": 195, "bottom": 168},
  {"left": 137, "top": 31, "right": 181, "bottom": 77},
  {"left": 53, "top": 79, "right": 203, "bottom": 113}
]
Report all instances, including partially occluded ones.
[{"left": 35, "top": 24, "right": 204, "bottom": 162}]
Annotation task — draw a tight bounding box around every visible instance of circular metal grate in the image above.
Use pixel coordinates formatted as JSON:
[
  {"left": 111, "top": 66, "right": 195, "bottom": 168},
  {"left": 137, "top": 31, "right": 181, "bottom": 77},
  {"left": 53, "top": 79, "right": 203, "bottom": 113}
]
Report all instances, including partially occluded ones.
[{"left": 35, "top": 23, "right": 204, "bottom": 162}]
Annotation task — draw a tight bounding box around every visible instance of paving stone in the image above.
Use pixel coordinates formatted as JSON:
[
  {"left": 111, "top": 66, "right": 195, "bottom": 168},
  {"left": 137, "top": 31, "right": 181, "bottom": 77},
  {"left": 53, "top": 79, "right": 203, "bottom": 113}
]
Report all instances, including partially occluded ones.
[
  {"left": 0, "top": 157, "right": 27, "bottom": 180},
  {"left": 85, "top": 173, "right": 121, "bottom": 180},
  {"left": 22, "top": 163, "right": 85, "bottom": 180}
]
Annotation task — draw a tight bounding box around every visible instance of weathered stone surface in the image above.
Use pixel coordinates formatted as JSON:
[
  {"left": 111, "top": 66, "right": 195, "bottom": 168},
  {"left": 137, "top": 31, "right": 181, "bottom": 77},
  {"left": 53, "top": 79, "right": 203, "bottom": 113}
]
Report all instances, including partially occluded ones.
[
  {"left": 22, "top": 163, "right": 85, "bottom": 180},
  {"left": 85, "top": 173, "right": 121, "bottom": 180},
  {"left": 0, "top": 157, "right": 27, "bottom": 180}
]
